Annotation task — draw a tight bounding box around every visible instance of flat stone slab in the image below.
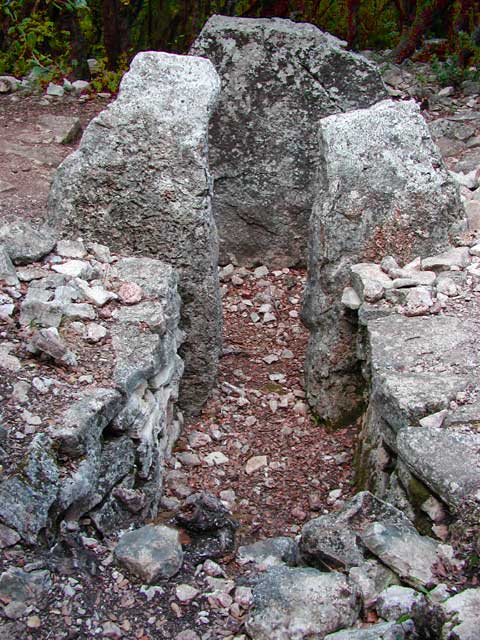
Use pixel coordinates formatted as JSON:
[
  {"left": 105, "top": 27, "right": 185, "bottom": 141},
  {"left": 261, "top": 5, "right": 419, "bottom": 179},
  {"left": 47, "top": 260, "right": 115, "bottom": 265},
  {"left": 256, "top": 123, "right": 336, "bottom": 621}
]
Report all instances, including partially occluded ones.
[{"left": 397, "top": 426, "right": 480, "bottom": 509}]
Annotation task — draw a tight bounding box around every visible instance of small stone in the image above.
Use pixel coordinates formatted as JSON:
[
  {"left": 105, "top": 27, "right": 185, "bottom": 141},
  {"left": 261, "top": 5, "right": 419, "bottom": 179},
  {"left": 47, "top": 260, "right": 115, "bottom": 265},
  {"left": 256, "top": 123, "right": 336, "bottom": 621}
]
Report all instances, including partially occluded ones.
[
  {"left": 85, "top": 322, "right": 108, "bottom": 343},
  {"left": 263, "top": 354, "right": 279, "bottom": 364},
  {"left": 26, "top": 615, "right": 42, "bottom": 629},
  {"left": 114, "top": 525, "right": 183, "bottom": 583},
  {"left": 188, "top": 431, "right": 212, "bottom": 448},
  {"left": 419, "top": 409, "right": 448, "bottom": 428},
  {"left": 176, "top": 452, "right": 201, "bottom": 467},
  {"left": 435, "top": 277, "right": 458, "bottom": 297},
  {"left": 118, "top": 282, "right": 143, "bottom": 304},
  {"left": 0, "top": 524, "right": 20, "bottom": 548},
  {"left": 4, "top": 601, "right": 28, "bottom": 619},
  {"left": 52, "top": 260, "right": 93, "bottom": 279},
  {"left": 245, "top": 455, "right": 267, "bottom": 475},
  {"left": 341, "top": 287, "right": 361, "bottom": 310},
  {"left": 12, "top": 381, "right": 30, "bottom": 404},
  {"left": 254, "top": 266, "right": 269, "bottom": 279},
  {"left": 72, "top": 80, "right": 91, "bottom": 94},
  {"left": 204, "top": 451, "right": 229, "bottom": 466},
  {"left": 0, "top": 245, "right": 19, "bottom": 286},
  {"left": 56, "top": 239, "right": 87, "bottom": 258},
  {"left": 102, "top": 621, "right": 123, "bottom": 638},
  {"left": 176, "top": 584, "right": 199, "bottom": 603},
  {"left": 28, "top": 327, "right": 77, "bottom": 367},
  {"left": 46, "top": 82, "right": 64, "bottom": 97},
  {"left": 202, "top": 560, "right": 225, "bottom": 577}
]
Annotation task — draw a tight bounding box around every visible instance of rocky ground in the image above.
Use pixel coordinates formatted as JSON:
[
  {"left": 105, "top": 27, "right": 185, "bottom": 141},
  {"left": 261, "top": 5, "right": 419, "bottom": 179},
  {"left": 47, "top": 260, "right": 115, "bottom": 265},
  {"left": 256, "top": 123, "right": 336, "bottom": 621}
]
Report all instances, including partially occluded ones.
[{"left": 0, "top": 57, "right": 479, "bottom": 639}]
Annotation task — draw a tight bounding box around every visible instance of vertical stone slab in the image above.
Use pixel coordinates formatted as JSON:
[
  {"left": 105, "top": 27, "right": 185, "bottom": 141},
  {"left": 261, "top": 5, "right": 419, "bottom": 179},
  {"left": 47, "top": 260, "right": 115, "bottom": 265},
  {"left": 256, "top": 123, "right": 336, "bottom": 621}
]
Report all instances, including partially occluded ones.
[
  {"left": 47, "top": 52, "right": 221, "bottom": 415},
  {"left": 190, "top": 15, "right": 387, "bottom": 268},
  {"left": 302, "top": 100, "right": 465, "bottom": 428}
]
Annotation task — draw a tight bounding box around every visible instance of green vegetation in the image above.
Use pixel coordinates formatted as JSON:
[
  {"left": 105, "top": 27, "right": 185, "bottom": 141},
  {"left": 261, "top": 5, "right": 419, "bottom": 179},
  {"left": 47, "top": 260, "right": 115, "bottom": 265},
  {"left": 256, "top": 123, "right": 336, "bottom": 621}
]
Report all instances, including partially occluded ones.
[{"left": 0, "top": 1, "right": 478, "bottom": 91}]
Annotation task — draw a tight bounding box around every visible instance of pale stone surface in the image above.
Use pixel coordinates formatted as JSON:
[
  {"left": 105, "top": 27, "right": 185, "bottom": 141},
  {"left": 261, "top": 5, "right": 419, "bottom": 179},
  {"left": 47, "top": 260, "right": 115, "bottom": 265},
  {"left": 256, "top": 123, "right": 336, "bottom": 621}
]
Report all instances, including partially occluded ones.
[
  {"left": 114, "top": 525, "right": 183, "bottom": 583},
  {"left": 302, "top": 99, "right": 464, "bottom": 427},
  {"left": 48, "top": 51, "right": 222, "bottom": 415},
  {"left": 0, "top": 217, "right": 56, "bottom": 265},
  {"left": 245, "top": 567, "right": 360, "bottom": 640},
  {"left": 441, "top": 588, "right": 480, "bottom": 640},
  {"left": 237, "top": 537, "right": 297, "bottom": 568},
  {"left": 191, "top": 15, "right": 387, "bottom": 268},
  {"left": 375, "top": 585, "right": 427, "bottom": 621}
]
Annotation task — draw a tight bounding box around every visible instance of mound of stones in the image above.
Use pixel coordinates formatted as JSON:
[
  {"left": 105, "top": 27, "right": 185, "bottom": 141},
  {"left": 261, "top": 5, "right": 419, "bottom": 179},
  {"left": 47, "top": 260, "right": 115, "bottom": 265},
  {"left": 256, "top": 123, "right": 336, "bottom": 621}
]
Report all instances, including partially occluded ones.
[
  {"left": 47, "top": 51, "right": 222, "bottom": 416},
  {"left": 240, "top": 491, "right": 478, "bottom": 639},
  {"left": 191, "top": 15, "right": 387, "bottom": 268},
  {"left": 302, "top": 98, "right": 465, "bottom": 428},
  {"left": 0, "top": 217, "right": 184, "bottom": 543}
]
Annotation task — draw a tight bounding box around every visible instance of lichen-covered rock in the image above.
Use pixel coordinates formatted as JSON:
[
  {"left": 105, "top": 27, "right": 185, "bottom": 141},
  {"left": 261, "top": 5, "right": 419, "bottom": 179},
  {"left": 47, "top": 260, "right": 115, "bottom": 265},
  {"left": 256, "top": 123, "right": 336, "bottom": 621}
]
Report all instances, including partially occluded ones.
[
  {"left": 0, "top": 434, "right": 59, "bottom": 543},
  {"left": 190, "top": 15, "right": 387, "bottom": 268},
  {"left": 245, "top": 566, "right": 360, "bottom": 640},
  {"left": 302, "top": 99, "right": 464, "bottom": 427},
  {"left": 47, "top": 51, "right": 222, "bottom": 415},
  {"left": 441, "top": 588, "right": 480, "bottom": 640},
  {"left": 0, "top": 216, "right": 56, "bottom": 265},
  {"left": 114, "top": 524, "right": 184, "bottom": 583}
]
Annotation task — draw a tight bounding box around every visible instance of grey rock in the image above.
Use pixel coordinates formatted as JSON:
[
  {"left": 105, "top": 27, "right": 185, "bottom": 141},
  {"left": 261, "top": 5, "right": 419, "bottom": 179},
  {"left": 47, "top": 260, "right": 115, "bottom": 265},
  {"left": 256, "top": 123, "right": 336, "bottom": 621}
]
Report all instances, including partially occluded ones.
[
  {"left": 0, "top": 246, "right": 19, "bottom": 286},
  {"left": 191, "top": 15, "right": 387, "bottom": 268},
  {"left": 237, "top": 536, "right": 297, "bottom": 568},
  {"left": 114, "top": 524, "right": 183, "bottom": 583},
  {"left": 48, "top": 52, "right": 222, "bottom": 416},
  {"left": 375, "top": 585, "right": 427, "bottom": 621},
  {"left": 56, "top": 239, "right": 86, "bottom": 258},
  {"left": 37, "top": 115, "right": 82, "bottom": 144},
  {"left": 28, "top": 327, "right": 77, "bottom": 367},
  {"left": 0, "top": 524, "right": 20, "bottom": 548},
  {"left": 0, "top": 76, "right": 20, "bottom": 93},
  {"left": 52, "top": 388, "right": 122, "bottom": 458},
  {"left": 441, "top": 588, "right": 480, "bottom": 640},
  {"left": 397, "top": 427, "right": 480, "bottom": 510},
  {"left": 422, "top": 247, "right": 470, "bottom": 271},
  {"left": 349, "top": 560, "right": 399, "bottom": 608},
  {"left": 302, "top": 99, "right": 464, "bottom": 427},
  {"left": 245, "top": 566, "right": 360, "bottom": 640},
  {"left": 46, "top": 82, "right": 64, "bottom": 97},
  {"left": 299, "top": 491, "right": 411, "bottom": 571},
  {"left": 0, "top": 217, "right": 56, "bottom": 265},
  {"left": 360, "top": 521, "right": 445, "bottom": 587},
  {"left": 325, "top": 622, "right": 413, "bottom": 639},
  {"left": 0, "top": 567, "right": 52, "bottom": 605},
  {"left": 0, "top": 434, "right": 59, "bottom": 543}
]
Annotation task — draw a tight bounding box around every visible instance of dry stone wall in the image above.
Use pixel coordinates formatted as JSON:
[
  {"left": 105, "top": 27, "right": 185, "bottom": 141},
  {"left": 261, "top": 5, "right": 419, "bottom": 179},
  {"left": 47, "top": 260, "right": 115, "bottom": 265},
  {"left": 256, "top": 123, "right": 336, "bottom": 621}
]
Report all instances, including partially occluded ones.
[
  {"left": 0, "top": 218, "right": 184, "bottom": 543},
  {"left": 190, "top": 15, "right": 387, "bottom": 268},
  {"left": 302, "top": 99, "right": 465, "bottom": 429},
  {"left": 344, "top": 243, "right": 480, "bottom": 539},
  {"left": 47, "top": 51, "right": 222, "bottom": 416}
]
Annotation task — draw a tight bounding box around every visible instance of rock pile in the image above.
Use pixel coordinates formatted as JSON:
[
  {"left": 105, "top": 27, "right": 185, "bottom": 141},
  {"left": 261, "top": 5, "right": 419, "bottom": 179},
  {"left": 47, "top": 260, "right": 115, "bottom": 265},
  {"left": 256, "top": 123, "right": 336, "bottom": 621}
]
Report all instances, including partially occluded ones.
[
  {"left": 302, "top": 98, "right": 465, "bottom": 429},
  {"left": 0, "top": 217, "right": 184, "bottom": 543},
  {"left": 47, "top": 51, "right": 222, "bottom": 416},
  {"left": 191, "top": 15, "right": 387, "bottom": 268}
]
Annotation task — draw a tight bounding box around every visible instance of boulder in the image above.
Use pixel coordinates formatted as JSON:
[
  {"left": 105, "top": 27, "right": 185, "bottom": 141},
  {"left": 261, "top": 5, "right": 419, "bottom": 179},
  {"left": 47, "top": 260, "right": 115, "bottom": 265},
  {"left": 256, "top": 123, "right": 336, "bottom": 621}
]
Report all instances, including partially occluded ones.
[
  {"left": 302, "top": 99, "right": 464, "bottom": 427},
  {"left": 441, "top": 588, "right": 480, "bottom": 640},
  {"left": 237, "top": 536, "right": 298, "bottom": 568},
  {"left": 114, "top": 524, "right": 184, "bottom": 583},
  {"left": 47, "top": 51, "right": 222, "bottom": 415},
  {"left": 190, "top": 15, "right": 387, "bottom": 268},
  {"left": 245, "top": 566, "right": 360, "bottom": 640}
]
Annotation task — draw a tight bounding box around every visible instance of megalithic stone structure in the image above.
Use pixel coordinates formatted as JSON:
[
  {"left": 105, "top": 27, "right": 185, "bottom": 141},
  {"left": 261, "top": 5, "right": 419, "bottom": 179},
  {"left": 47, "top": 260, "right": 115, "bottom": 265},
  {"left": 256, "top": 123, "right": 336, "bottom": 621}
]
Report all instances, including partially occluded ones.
[
  {"left": 301, "top": 99, "right": 465, "bottom": 428},
  {"left": 190, "top": 15, "right": 388, "bottom": 268},
  {"left": 47, "top": 52, "right": 222, "bottom": 415}
]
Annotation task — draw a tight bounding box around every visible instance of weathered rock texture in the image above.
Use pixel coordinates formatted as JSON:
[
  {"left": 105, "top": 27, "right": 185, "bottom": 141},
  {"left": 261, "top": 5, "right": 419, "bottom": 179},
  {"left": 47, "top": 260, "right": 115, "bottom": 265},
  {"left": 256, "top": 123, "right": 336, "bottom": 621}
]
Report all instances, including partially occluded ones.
[
  {"left": 47, "top": 51, "right": 222, "bottom": 415},
  {"left": 302, "top": 99, "right": 464, "bottom": 428},
  {"left": 348, "top": 242, "right": 480, "bottom": 540},
  {"left": 0, "top": 222, "right": 184, "bottom": 543},
  {"left": 190, "top": 15, "right": 387, "bottom": 268}
]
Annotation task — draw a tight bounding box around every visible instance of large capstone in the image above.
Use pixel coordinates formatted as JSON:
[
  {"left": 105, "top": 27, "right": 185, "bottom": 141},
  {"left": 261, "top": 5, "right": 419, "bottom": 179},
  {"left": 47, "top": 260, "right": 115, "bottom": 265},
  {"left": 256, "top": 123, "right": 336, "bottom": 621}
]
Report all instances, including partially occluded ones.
[
  {"left": 302, "top": 99, "right": 464, "bottom": 428},
  {"left": 190, "top": 15, "right": 387, "bottom": 268},
  {"left": 47, "top": 51, "right": 222, "bottom": 415}
]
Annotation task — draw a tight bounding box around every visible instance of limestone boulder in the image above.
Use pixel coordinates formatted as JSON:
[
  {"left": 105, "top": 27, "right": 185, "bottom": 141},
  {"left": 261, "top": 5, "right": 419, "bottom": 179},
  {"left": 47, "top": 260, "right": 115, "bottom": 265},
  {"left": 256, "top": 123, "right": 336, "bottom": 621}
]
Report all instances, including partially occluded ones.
[
  {"left": 302, "top": 99, "right": 464, "bottom": 427},
  {"left": 245, "top": 566, "right": 360, "bottom": 640},
  {"left": 190, "top": 15, "right": 387, "bottom": 268},
  {"left": 47, "top": 51, "right": 222, "bottom": 415}
]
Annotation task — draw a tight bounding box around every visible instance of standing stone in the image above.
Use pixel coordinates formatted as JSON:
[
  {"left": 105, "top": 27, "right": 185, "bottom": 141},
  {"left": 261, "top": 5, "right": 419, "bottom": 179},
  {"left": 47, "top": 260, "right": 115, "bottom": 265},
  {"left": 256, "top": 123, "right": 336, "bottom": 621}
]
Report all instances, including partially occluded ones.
[
  {"left": 302, "top": 99, "right": 464, "bottom": 427},
  {"left": 47, "top": 52, "right": 221, "bottom": 415},
  {"left": 190, "top": 15, "right": 387, "bottom": 268}
]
